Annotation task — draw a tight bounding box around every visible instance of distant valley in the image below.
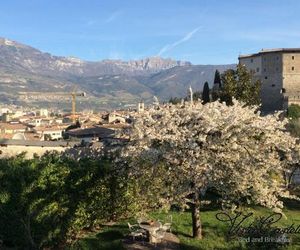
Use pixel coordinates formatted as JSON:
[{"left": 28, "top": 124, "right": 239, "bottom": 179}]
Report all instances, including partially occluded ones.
[{"left": 0, "top": 37, "right": 235, "bottom": 110}]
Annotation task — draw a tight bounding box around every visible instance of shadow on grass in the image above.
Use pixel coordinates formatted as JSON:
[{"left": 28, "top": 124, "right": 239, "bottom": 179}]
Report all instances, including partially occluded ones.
[
  {"left": 73, "top": 229, "right": 125, "bottom": 250},
  {"left": 175, "top": 221, "right": 227, "bottom": 238},
  {"left": 181, "top": 244, "right": 243, "bottom": 250},
  {"left": 282, "top": 197, "right": 300, "bottom": 211},
  {"left": 96, "top": 230, "right": 124, "bottom": 242},
  {"left": 175, "top": 230, "right": 192, "bottom": 238}
]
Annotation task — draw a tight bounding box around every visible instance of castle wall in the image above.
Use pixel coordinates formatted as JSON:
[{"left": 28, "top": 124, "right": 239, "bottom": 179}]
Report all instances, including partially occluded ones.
[
  {"left": 239, "top": 55, "right": 262, "bottom": 77},
  {"left": 240, "top": 49, "right": 300, "bottom": 112},
  {"left": 260, "top": 52, "right": 283, "bottom": 111},
  {"left": 282, "top": 53, "right": 300, "bottom": 94},
  {"left": 240, "top": 52, "right": 285, "bottom": 112}
]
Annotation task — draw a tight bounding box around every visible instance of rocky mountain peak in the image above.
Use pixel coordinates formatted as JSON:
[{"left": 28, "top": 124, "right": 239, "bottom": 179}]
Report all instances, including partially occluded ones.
[
  {"left": 0, "top": 37, "right": 235, "bottom": 110},
  {"left": 0, "top": 38, "right": 16, "bottom": 46},
  {"left": 0, "top": 37, "right": 30, "bottom": 49},
  {"left": 127, "top": 56, "right": 191, "bottom": 71},
  {"left": 0, "top": 37, "right": 191, "bottom": 74}
]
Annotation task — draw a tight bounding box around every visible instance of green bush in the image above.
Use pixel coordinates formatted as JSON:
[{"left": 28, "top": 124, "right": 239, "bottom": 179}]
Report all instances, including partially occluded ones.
[
  {"left": 0, "top": 152, "right": 139, "bottom": 249},
  {"left": 287, "top": 119, "right": 300, "bottom": 137},
  {"left": 287, "top": 104, "right": 300, "bottom": 120}
]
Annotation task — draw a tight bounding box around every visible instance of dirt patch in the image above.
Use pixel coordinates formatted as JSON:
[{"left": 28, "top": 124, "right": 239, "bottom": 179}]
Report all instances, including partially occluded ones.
[{"left": 123, "top": 232, "right": 180, "bottom": 250}]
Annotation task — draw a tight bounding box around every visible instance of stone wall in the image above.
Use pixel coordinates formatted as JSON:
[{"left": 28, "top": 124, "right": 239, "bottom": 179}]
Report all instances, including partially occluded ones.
[
  {"left": 240, "top": 50, "right": 300, "bottom": 112},
  {"left": 283, "top": 53, "right": 300, "bottom": 93},
  {"left": 260, "top": 52, "right": 284, "bottom": 111},
  {"left": 0, "top": 145, "right": 66, "bottom": 159},
  {"left": 239, "top": 55, "right": 262, "bottom": 77},
  {"left": 0, "top": 139, "right": 77, "bottom": 159},
  {"left": 240, "top": 53, "right": 283, "bottom": 112}
]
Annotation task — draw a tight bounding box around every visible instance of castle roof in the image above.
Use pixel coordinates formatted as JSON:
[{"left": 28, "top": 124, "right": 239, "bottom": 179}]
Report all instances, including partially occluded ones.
[{"left": 239, "top": 48, "right": 300, "bottom": 59}]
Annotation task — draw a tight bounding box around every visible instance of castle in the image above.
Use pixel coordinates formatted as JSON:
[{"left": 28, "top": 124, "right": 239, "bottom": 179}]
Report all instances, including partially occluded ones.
[{"left": 239, "top": 48, "right": 300, "bottom": 112}]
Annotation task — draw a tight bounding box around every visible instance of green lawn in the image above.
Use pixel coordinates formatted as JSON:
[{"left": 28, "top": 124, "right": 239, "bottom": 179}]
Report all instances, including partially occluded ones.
[{"left": 71, "top": 205, "right": 300, "bottom": 250}]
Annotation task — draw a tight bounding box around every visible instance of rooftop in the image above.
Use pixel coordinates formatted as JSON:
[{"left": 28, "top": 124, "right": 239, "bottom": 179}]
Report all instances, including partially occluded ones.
[
  {"left": 239, "top": 48, "right": 300, "bottom": 59},
  {"left": 0, "top": 122, "right": 28, "bottom": 130},
  {"left": 34, "top": 125, "right": 67, "bottom": 132},
  {"left": 0, "top": 133, "right": 14, "bottom": 139},
  {"left": 101, "top": 123, "right": 131, "bottom": 129},
  {"left": 66, "top": 126, "right": 115, "bottom": 138}
]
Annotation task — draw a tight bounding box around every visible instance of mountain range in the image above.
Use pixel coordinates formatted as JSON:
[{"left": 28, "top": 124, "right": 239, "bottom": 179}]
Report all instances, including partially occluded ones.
[{"left": 0, "top": 37, "right": 235, "bottom": 110}]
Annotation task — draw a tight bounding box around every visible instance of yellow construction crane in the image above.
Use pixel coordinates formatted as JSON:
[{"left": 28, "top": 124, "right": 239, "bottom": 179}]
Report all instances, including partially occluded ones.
[{"left": 19, "top": 91, "right": 86, "bottom": 123}]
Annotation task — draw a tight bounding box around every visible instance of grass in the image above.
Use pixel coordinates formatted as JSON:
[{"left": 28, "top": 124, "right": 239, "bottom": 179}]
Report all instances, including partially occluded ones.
[
  {"left": 69, "top": 225, "right": 126, "bottom": 250},
  {"left": 71, "top": 204, "right": 300, "bottom": 250}
]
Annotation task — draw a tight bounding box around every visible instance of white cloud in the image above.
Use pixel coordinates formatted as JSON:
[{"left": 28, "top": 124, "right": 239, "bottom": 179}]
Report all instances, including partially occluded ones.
[
  {"left": 84, "top": 10, "right": 122, "bottom": 27},
  {"left": 105, "top": 10, "right": 122, "bottom": 23},
  {"left": 158, "top": 26, "right": 201, "bottom": 56}
]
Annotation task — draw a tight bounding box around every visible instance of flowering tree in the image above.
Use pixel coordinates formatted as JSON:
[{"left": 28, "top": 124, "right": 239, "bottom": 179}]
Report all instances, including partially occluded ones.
[{"left": 122, "top": 100, "right": 299, "bottom": 239}]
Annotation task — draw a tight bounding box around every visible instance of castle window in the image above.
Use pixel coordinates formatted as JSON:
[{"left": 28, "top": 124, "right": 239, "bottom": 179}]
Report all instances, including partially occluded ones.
[
  {"left": 292, "top": 56, "right": 295, "bottom": 60},
  {"left": 256, "top": 67, "right": 259, "bottom": 72},
  {"left": 276, "top": 56, "right": 279, "bottom": 60},
  {"left": 272, "top": 84, "right": 275, "bottom": 87},
  {"left": 265, "top": 76, "right": 268, "bottom": 79},
  {"left": 250, "top": 59, "right": 253, "bottom": 63},
  {"left": 281, "top": 88, "right": 286, "bottom": 93},
  {"left": 292, "top": 66, "right": 295, "bottom": 71}
]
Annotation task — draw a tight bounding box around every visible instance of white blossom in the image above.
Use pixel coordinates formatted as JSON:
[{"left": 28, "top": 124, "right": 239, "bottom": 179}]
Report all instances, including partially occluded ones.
[{"left": 123, "top": 100, "right": 300, "bottom": 211}]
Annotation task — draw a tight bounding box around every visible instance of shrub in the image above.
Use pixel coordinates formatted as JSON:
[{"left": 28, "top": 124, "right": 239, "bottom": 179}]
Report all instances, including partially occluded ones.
[
  {"left": 287, "top": 104, "right": 300, "bottom": 120},
  {"left": 0, "top": 152, "right": 139, "bottom": 249},
  {"left": 287, "top": 119, "right": 300, "bottom": 137}
]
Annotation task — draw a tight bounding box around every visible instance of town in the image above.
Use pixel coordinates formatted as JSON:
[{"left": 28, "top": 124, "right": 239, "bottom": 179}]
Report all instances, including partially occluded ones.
[
  {"left": 0, "top": 100, "right": 148, "bottom": 157},
  {"left": 2, "top": 48, "right": 300, "bottom": 163}
]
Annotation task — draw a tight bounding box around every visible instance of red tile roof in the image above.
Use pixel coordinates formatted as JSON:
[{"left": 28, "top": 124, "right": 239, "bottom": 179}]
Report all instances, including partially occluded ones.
[{"left": 0, "top": 122, "right": 28, "bottom": 130}]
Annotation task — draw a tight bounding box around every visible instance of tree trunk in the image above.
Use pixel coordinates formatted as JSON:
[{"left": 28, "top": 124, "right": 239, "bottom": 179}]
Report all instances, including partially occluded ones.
[{"left": 191, "top": 191, "right": 202, "bottom": 239}]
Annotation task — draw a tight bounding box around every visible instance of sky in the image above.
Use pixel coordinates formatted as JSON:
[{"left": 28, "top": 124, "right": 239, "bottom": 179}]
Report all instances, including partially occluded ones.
[{"left": 1, "top": 0, "right": 300, "bottom": 64}]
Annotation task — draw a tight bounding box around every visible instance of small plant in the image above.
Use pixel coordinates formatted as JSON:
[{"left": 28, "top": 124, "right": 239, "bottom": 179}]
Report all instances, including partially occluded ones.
[
  {"left": 287, "top": 104, "right": 300, "bottom": 120},
  {"left": 287, "top": 119, "right": 300, "bottom": 137}
]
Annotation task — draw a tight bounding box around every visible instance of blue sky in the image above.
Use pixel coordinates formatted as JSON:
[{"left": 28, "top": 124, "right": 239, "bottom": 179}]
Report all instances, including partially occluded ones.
[{"left": 1, "top": 0, "right": 300, "bottom": 64}]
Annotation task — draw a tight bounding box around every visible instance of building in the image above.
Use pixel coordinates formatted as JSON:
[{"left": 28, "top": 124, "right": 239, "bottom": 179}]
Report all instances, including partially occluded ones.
[
  {"left": 108, "top": 113, "right": 126, "bottom": 124},
  {"left": 27, "top": 117, "right": 43, "bottom": 127},
  {"left": 0, "top": 122, "right": 28, "bottom": 134},
  {"left": 137, "top": 101, "right": 144, "bottom": 113},
  {"left": 239, "top": 48, "right": 300, "bottom": 112},
  {"left": 66, "top": 126, "right": 115, "bottom": 143},
  {"left": 1, "top": 113, "right": 11, "bottom": 122},
  {"left": 33, "top": 126, "right": 66, "bottom": 141},
  {"left": 39, "top": 108, "right": 49, "bottom": 117},
  {"left": 26, "top": 117, "right": 53, "bottom": 127}
]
